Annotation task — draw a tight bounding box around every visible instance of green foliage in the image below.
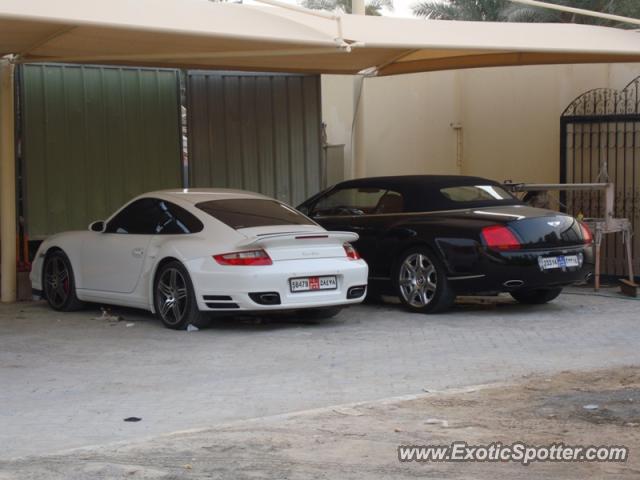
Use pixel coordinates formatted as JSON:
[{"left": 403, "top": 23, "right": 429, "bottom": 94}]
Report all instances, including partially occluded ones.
[
  {"left": 412, "top": 0, "right": 640, "bottom": 27},
  {"left": 413, "top": 0, "right": 506, "bottom": 21},
  {"left": 300, "top": 0, "right": 393, "bottom": 16},
  {"left": 501, "top": 0, "right": 640, "bottom": 28}
]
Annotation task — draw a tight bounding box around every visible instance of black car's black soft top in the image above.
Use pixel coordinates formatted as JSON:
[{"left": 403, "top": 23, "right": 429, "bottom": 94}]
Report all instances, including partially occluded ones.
[
  {"left": 327, "top": 175, "right": 522, "bottom": 212},
  {"left": 335, "top": 175, "right": 491, "bottom": 190}
]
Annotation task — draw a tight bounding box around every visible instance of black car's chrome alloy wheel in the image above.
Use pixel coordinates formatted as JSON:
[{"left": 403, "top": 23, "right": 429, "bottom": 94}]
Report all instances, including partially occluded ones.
[
  {"left": 44, "top": 256, "right": 70, "bottom": 309},
  {"left": 156, "top": 267, "right": 189, "bottom": 326},
  {"left": 399, "top": 252, "right": 437, "bottom": 308},
  {"left": 395, "top": 247, "right": 455, "bottom": 314}
]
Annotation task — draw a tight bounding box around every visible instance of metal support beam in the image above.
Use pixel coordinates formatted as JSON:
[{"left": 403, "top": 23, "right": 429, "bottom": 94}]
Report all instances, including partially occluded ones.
[
  {"left": 351, "top": 0, "right": 366, "bottom": 178},
  {"left": 507, "top": 182, "right": 610, "bottom": 191},
  {"left": 352, "top": 0, "right": 365, "bottom": 15},
  {"left": 353, "top": 74, "right": 365, "bottom": 178},
  {"left": 508, "top": 0, "right": 640, "bottom": 28},
  {"left": 0, "top": 58, "right": 16, "bottom": 303}
]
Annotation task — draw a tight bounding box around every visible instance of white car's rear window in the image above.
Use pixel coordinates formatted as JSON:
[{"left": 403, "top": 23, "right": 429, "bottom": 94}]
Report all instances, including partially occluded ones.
[{"left": 196, "top": 199, "right": 315, "bottom": 230}]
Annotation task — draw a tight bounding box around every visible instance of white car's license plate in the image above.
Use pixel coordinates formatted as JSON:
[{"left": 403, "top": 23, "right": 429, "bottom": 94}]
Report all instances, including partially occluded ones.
[
  {"left": 290, "top": 276, "right": 337, "bottom": 292},
  {"left": 539, "top": 255, "right": 580, "bottom": 270}
]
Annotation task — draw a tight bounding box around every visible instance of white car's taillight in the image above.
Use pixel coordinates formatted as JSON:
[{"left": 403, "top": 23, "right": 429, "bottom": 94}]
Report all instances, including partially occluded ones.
[
  {"left": 343, "top": 243, "right": 361, "bottom": 260},
  {"left": 213, "top": 249, "right": 272, "bottom": 266}
]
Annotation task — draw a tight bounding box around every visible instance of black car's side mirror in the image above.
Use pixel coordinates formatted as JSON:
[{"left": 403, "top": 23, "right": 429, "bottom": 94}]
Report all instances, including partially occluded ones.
[{"left": 89, "top": 220, "right": 105, "bottom": 232}]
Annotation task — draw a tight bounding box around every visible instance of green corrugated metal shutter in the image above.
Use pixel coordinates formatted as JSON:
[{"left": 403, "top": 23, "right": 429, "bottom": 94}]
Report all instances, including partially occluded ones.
[
  {"left": 187, "top": 71, "right": 322, "bottom": 206},
  {"left": 21, "top": 64, "right": 182, "bottom": 239}
]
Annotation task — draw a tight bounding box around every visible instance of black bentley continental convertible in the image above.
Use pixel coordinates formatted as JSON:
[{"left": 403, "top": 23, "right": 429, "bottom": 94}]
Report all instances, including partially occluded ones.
[{"left": 298, "top": 175, "right": 594, "bottom": 313}]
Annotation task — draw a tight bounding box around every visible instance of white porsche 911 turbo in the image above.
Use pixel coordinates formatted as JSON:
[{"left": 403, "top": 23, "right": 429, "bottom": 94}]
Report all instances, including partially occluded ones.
[{"left": 30, "top": 189, "right": 369, "bottom": 329}]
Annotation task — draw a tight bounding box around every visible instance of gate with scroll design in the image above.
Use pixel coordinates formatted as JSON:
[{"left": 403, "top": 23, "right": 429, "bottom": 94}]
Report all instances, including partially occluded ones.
[{"left": 561, "top": 77, "right": 640, "bottom": 277}]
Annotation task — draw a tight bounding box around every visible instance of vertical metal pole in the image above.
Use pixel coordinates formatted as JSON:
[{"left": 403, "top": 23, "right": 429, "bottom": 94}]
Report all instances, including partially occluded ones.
[
  {"left": 604, "top": 182, "right": 615, "bottom": 230},
  {"left": 0, "top": 58, "right": 17, "bottom": 303},
  {"left": 594, "top": 228, "right": 602, "bottom": 292},
  {"left": 451, "top": 124, "right": 463, "bottom": 173},
  {"left": 559, "top": 118, "right": 567, "bottom": 210},
  {"left": 353, "top": 75, "right": 365, "bottom": 178},
  {"left": 624, "top": 226, "right": 634, "bottom": 282},
  {"left": 352, "top": 0, "right": 365, "bottom": 178},
  {"left": 352, "top": 0, "right": 365, "bottom": 15}
]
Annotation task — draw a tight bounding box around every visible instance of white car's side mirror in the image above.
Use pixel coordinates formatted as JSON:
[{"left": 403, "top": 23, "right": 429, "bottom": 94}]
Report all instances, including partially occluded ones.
[{"left": 89, "top": 220, "right": 105, "bottom": 233}]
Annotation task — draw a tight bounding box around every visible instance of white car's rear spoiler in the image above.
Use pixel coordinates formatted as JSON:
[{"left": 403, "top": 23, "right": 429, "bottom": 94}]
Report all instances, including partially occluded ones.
[{"left": 238, "top": 231, "right": 359, "bottom": 249}]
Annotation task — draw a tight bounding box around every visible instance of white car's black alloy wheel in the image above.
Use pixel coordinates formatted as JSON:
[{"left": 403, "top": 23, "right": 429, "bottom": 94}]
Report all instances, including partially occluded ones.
[
  {"left": 43, "top": 251, "right": 84, "bottom": 311},
  {"left": 44, "top": 255, "right": 71, "bottom": 309},
  {"left": 156, "top": 267, "right": 189, "bottom": 327}
]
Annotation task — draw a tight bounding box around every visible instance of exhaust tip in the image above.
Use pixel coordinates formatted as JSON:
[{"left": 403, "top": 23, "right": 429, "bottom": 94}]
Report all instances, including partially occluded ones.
[
  {"left": 503, "top": 279, "right": 524, "bottom": 288},
  {"left": 347, "top": 285, "right": 367, "bottom": 299},
  {"left": 249, "top": 292, "right": 281, "bottom": 305}
]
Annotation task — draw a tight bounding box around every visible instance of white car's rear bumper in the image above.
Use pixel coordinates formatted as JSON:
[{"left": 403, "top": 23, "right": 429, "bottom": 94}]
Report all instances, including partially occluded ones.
[{"left": 185, "top": 257, "right": 368, "bottom": 312}]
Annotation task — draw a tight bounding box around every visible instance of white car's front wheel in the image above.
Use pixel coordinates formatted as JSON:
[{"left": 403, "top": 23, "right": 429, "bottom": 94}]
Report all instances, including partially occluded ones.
[
  {"left": 43, "top": 250, "right": 84, "bottom": 312},
  {"left": 154, "top": 261, "right": 206, "bottom": 330}
]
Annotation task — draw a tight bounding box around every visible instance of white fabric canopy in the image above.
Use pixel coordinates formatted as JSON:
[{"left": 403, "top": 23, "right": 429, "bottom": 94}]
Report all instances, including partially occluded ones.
[{"left": 1, "top": 0, "right": 640, "bottom": 75}]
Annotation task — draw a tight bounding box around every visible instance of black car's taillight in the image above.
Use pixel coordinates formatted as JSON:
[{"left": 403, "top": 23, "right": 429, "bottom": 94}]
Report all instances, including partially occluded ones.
[
  {"left": 579, "top": 222, "right": 593, "bottom": 244},
  {"left": 481, "top": 225, "right": 521, "bottom": 251}
]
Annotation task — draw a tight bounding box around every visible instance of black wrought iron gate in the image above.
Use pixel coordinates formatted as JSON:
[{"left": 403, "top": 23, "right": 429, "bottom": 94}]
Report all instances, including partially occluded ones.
[{"left": 561, "top": 77, "right": 640, "bottom": 277}]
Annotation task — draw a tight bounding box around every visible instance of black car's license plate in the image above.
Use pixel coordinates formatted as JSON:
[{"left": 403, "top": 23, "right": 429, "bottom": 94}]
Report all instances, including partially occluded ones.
[
  {"left": 539, "top": 255, "right": 580, "bottom": 270},
  {"left": 290, "top": 276, "right": 337, "bottom": 292}
]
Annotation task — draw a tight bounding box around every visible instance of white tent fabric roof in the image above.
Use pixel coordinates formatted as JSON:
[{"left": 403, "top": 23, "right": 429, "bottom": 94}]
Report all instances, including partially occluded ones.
[{"left": 1, "top": 0, "right": 640, "bottom": 75}]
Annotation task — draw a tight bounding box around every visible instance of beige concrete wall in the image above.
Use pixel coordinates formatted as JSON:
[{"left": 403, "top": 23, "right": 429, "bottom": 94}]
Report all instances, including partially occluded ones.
[
  {"left": 359, "top": 70, "right": 461, "bottom": 178},
  {"left": 459, "top": 63, "right": 640, "bottom": 184},
  {"left": 321, "top": 63, "right": 640, "bottom": 184}
]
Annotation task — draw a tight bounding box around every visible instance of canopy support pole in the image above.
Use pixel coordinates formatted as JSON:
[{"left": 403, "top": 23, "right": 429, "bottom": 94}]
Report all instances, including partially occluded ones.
[
  {"left": 352, "top": 0, "right": 365, "bottom": 15},
  {"left": 353, "top": 75, "right": 365, "bottom": 178},
  {"left": 352, "top": 0, "right": 366, "bottom": 178},
  {"left": 0, "top": 58, "right": 16, "bottom": 303}
]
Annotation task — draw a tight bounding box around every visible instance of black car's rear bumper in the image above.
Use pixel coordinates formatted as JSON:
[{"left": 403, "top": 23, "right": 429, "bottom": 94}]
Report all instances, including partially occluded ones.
[{"left": 446, "top": 245, "right": 594, "bottom": 294}]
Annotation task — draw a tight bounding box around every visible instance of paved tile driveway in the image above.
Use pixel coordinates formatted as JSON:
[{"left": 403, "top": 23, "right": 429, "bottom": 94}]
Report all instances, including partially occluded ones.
[{"left": 1, "top": 288, "right": 638, "bottom": 459}]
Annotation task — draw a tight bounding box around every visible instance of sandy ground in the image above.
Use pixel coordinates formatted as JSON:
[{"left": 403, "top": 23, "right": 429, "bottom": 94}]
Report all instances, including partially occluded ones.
[
  {"left": 1, "top": 366, "right": 638, "bottom": 479},
  {"left": 3, "top": 288, "right": 640, "bottom": 459}
]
